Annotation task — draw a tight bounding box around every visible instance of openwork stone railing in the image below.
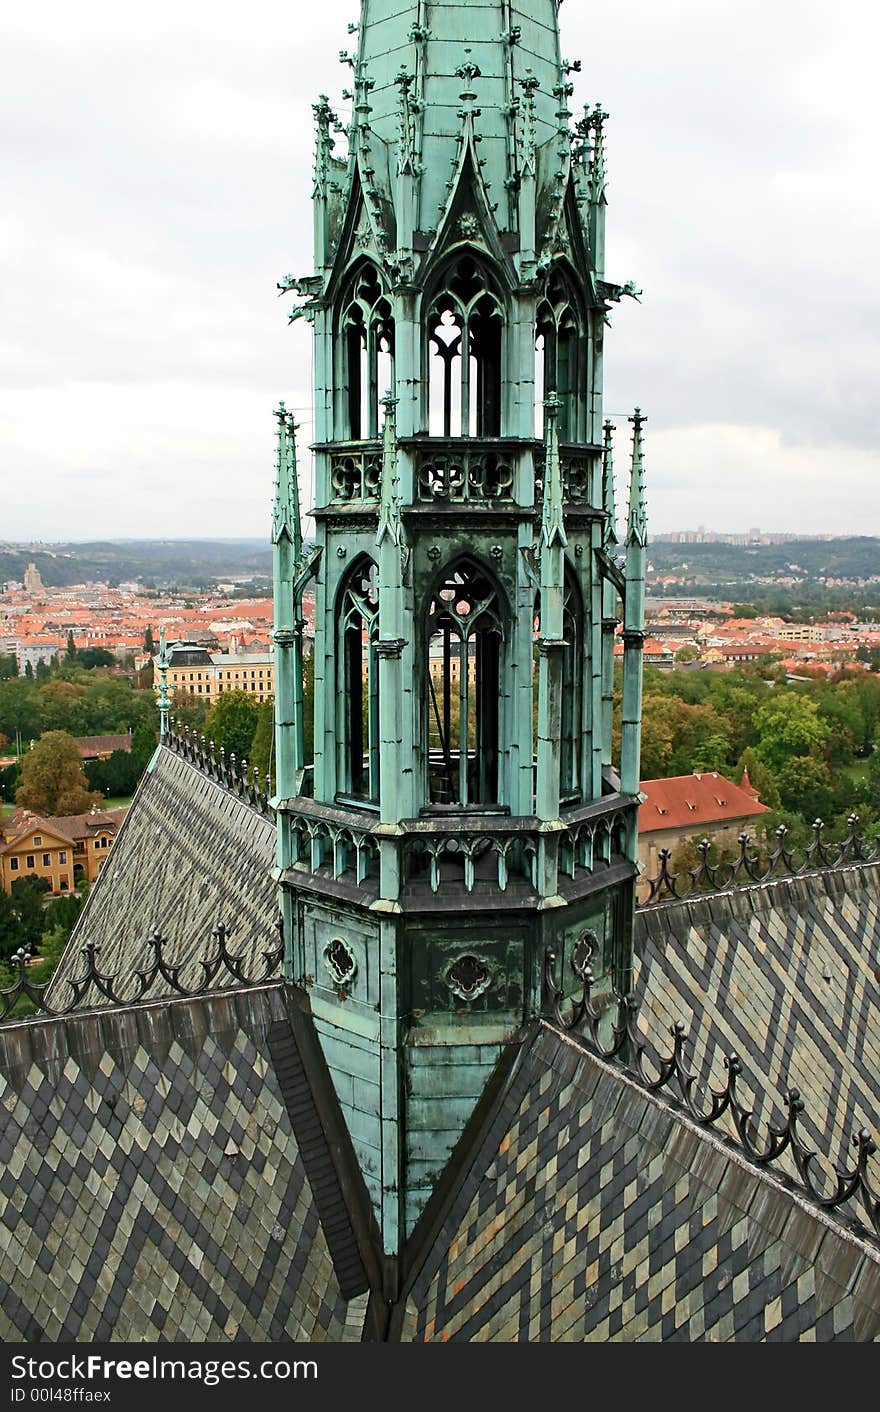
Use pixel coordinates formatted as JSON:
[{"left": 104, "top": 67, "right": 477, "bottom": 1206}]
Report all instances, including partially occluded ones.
[
  {"left": 166, "top": 718, "right": 272, "bottom": 815},
  {"left": 534, "top": 443, "right": 600, "bottom": 504},
  {"left": 0, "top": 921, "right": 285, "bottom": 1024},
  {"left": 641, "top": 815, "right": 880, "bottom": 906},
  {"left": 281, "top": 795, "right": 633, "bottom": 901},
  {"left": 544, "top": 948, "right": 880, "bottom": 1243},
  {"left": 402, "top": 818, "right": 538, "bottom": 895},
  {"left": 329, "top": 440, "right": 382, "bottom": 502},
  {"left": 289, "top": 803, "right": 380, "bottom": 888},
  {"left": 413, "top": 440, "right": 516, "bottom": 503}
]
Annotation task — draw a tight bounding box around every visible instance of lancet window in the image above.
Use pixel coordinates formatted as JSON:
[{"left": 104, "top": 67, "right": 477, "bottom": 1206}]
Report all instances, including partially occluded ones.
[
  {"left": 340, "top": 262, "right": 394, "bottom": 440},
  {"left": 337, "top": 559, "right": 380, "bottom": 801},
  {"left": 427, "top": 256, "right": 503, "bottom": 438},
  {"left": 560, "top": 569, "right": 584, "bottom": 799},
  {"left": 425, "top": 559, "right": 505, "bottom": 807},
  {"left": 535, "top": 265, "right": 583, "bottom": 442}
]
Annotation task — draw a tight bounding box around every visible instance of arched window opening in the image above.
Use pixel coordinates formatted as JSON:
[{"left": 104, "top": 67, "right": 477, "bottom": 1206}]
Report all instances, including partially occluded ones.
[
  {"left": 428, "top": 257, "right": 503, "bottom": 438},
  {"left": 561, "top": 571, "right": 584, "bottom": 799},
  {"left": 535, "top": 266, "right": 583, "bottom": 443},
  {"left": 338, "top": 560, "right": 380, "bottom": 801},
  {"left": 426, "top": 559, "right": 505, "bottom": 806},
  {"left": 341, "top": 264, "right": 395, "bottom": 440}
]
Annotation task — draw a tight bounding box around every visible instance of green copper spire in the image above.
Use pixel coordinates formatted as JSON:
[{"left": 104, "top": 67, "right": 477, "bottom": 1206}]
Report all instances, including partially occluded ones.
[
  {"left": 156, "top": 627, "right": 171, "bottom": 741},
  {"left": 602, "top": 419, "right": 617, "bottom": 548},
  {"left": 620, "top": 409, "right": 647, "bottom": 825},
  {"left": 272, "top": 401, "right": 301, "bottom": 551},
  {"left": 626, "top": 407, "right": 648, "bottom": 549},
  {"left": 274, "top": 0, "right": 646, "bottom": 1259}
]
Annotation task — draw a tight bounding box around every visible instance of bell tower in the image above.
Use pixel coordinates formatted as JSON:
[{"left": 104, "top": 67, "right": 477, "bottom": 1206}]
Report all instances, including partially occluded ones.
[{"left": 273, "top": 0, "right": 647, "bottom": 1263}]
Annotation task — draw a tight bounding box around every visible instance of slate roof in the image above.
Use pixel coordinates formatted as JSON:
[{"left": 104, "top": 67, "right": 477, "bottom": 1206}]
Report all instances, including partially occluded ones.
[
  {"left": 49, "top": 745, "right": 277, "bottom": 1005},
  {"left": 396, "top": 1023, "right": 880, "bottom": 1341},
  {"left": 0, "top": 988, "right": 370, "bottom": 1342}
]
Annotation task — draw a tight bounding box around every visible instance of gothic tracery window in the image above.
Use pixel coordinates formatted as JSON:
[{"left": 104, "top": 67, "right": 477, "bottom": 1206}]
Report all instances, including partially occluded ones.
[
  {"left": 561, "top": 569, "right": 584, "bottom": 799},
  {"left": 428, "top": 256, "right": 503, "bottom": 438},
  {"left": 535, "top": 265, "right": 583, "bottom": 442},
  {"left": 337, "top": 558, "right": 380, "bottom": 801},
  {"left": 341, "top": 262, "right": 394, "bottom": 440},
  {"left": 426, "top": 558, "right": 505, "bottom": 806}
]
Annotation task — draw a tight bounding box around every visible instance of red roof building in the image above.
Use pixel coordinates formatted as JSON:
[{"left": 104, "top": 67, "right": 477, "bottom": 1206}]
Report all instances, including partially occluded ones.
[{"left": 638, "top": 771, "right": 770, "bottom": 894}]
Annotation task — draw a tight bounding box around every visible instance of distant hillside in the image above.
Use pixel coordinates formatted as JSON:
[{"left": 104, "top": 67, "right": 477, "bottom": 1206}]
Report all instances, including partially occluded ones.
[
  {"left": 0, "top": 540, "right": 273, "bottom": 590},
  {"left": 647, "top": 537, "right": 880, "bottom": 583}
]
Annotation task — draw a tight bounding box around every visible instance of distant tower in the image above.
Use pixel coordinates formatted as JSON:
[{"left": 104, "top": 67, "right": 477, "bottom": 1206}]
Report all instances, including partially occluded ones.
[
  {"left": 23, "top": 562, "right": 43, "bottom": 594},
  {"left": 273, "top": 0, "right": 646, "bottom": 1265}
]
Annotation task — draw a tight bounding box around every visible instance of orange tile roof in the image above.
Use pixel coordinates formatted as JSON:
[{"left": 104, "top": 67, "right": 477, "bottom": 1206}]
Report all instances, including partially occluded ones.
[{"left": 638, "top": 773, "right": 769, "bottom": 834}]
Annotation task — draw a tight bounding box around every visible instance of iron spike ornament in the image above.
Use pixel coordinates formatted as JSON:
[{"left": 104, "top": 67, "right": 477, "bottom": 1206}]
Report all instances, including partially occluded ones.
[{"left": 541, "top": 946, "right": 880, "bottom": 1241}]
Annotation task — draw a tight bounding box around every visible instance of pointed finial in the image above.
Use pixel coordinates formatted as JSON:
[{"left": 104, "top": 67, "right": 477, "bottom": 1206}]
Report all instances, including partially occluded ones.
[
  {"left": 626, "top": 408, "right": 648, "bottom": 548},
  {"left": 273, "top": 404, "right": 301, "bottom": 550},
  {"left": 456, "top": 48, "right": 481, "bottom": 115},
  {"left": 541, "top": 393, "right": 567, "bottom": 549},
  {"left": 312, "top": 94, "right": 335, "bottom": 199},
  {"left": 590, "top": 103, "right": 609, "bottom": 202},
  {"left": 377, "top": 394, "right": 403, "bottom": 548},
  {"left": 518, "top": 70, "right": 539, "bottom": 174},
  {"left": 395, "top": 68, "right": 418, "bottom": 176},
  {"left": 602, "top": 420, "right": 617, "bottom": 548}
]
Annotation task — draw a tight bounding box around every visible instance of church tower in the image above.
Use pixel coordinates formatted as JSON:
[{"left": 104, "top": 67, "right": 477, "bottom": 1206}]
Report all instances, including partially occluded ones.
[{"left": 273, "top": 0, "right": 646, "bottom": 1264}]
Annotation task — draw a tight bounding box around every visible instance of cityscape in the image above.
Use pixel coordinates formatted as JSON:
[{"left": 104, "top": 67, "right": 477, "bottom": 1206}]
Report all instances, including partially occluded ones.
[{"left": 1, "top": 0, "right": 878, "bottom": 1358}]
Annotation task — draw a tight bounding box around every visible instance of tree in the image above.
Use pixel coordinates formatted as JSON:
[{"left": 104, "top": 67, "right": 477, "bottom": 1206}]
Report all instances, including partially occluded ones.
[
  {"left": 752, "top": 693, "right": 828, "bottom": 773},
  {"left": 65, "top": 631, "right": 77, "bottom": 663},
  {"left": 144, "top": 626, "right": 155, "bottom": 655},
  {"left": 130, "top": 722, "right": 158, "bottom": 769},
  {"left": 0, "top": 654, "right": 17, "bottom": 681},
  {"left": 15, "top": 731, "right": 102, "bottom": 815},
  {"left": 734, "top": 747, "right": 781, "bottom": 810},
  {"left": 777, "top": 757, "right": 836, "bottom": 824},
  {"left": 249, "top": 702, "right": 275, "bottom": 786},
  {"left": 203, "top": 691, "right": 260, "bottom": 765},
  {"left": 0, "top": 678, "right": 39, "bottom": 743},
  {"left": 77, "top": 647, "right": 115, "bottom": 670},
  {"left": 8, "top": 877, "right": 49, "bottom": 956}
]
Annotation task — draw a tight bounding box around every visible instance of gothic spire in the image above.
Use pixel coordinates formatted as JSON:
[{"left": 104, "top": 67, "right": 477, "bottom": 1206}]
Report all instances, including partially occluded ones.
[
  {"left": 602, "top": 419, "right": 617, "bottom": 548},
  {"left": 541, "top": 393, "right": 567, "bottom": 550},
  {"left": 272, "top": 403, "right": 301, "bottom": 551},
  {"left": 626, "top": 408, "right": 648, "bottom": 548}
]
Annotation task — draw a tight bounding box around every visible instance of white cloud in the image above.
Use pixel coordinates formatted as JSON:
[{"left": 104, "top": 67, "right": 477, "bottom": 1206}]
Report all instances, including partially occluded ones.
[{"left": 1, "top": 0, "right": 878, "bottom": 538}]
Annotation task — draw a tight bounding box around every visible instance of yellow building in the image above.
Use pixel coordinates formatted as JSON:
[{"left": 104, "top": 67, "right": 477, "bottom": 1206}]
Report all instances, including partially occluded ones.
[
  {"left": 0, "top": 807, "right": 127, "bottom": 895},
  {"left": 163, "top": 645, "right": 275, "bottom": 703}
]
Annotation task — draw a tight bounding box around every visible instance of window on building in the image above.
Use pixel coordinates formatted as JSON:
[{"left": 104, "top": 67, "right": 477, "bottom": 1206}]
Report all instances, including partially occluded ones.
[
  {"left": 59, "top": 851, "right": 67, "bottom": 864},
  {"left": 33, "top": 835, "right": 42, "bottom": 845},
  {"left": 428, "top": 255, "right": 503, "bottom": 438},
  {"left": 426, "top": 558, "right": 504, "bottom": 806},
  {"left": 341, "top": 261, "right": 395, "bottom": 440},
  {"left": 60, "top": 879, "right": 69, "bottom": 891},
  {"left": 9, "top": 857, "right": 19, "bottom": 871},
  {"left": 26, "top": 854, "right": 34, "bottom": 868},
  {"left": 337, "top": 558, "right": 380, "bottom": 801},
  {"left": 535, "top": 264, "right": 585, "bottom": 442},
  {"left": 94, "top": 840, "right": 100, "bottom": 851},
  {"left": 560, "top": 570, "right": 585, "bottom": 798},
  {"left": 42, "top": 853, "right": 50, "bottom": 867}
]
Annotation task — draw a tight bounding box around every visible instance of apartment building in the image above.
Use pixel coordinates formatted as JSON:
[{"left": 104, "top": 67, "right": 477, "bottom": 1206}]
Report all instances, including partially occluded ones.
[{"left": 162, "top": 644, "right": 275, "bottom": 702}]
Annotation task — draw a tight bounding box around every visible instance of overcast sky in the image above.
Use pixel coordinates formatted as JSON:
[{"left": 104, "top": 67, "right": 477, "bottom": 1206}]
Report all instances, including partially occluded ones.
[{"left": 2, "top": 0, "right": 879, "bottom": 541}]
